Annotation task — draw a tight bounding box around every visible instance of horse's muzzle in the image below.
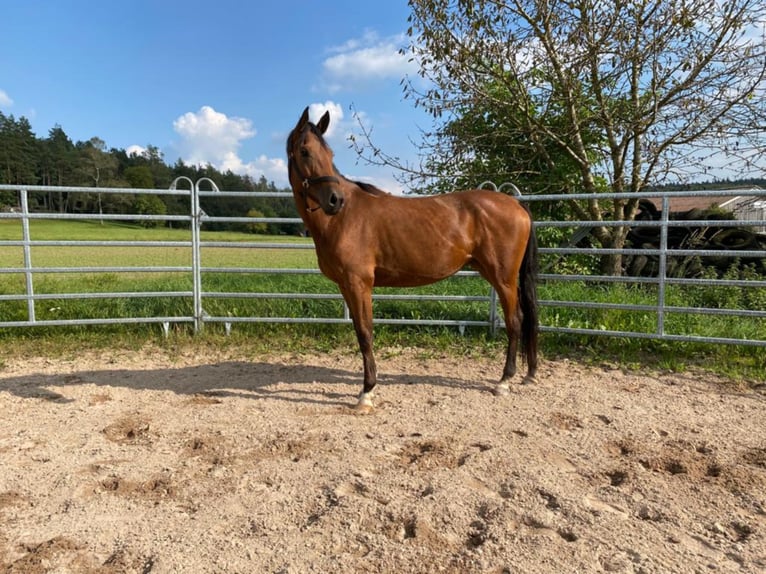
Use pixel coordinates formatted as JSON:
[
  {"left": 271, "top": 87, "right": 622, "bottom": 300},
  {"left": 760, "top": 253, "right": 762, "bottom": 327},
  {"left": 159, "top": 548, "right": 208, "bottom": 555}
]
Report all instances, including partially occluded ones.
[{"left": 322, "top": 189, "right": 345, "bottom": 215}]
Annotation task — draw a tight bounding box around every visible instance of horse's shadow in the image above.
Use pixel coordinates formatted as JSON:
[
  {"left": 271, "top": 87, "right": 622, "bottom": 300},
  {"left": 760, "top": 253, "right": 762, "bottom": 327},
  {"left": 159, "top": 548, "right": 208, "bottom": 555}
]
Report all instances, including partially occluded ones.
[{"left": 0, "top": 360, "right": 491, "bottom": 407}]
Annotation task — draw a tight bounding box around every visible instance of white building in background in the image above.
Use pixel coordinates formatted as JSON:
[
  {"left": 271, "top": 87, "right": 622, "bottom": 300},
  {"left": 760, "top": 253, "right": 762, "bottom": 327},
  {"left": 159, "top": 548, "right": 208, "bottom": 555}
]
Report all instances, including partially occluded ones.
[{"left": 719, "top": 192, "right": 766, "bottom": 233}]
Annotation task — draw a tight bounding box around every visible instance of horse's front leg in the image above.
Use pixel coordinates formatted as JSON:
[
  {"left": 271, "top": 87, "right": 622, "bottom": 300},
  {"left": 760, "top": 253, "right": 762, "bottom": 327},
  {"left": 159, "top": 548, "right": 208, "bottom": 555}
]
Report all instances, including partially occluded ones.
[{"left": 340, "top": 277, "right": 377, "bottom": 411}]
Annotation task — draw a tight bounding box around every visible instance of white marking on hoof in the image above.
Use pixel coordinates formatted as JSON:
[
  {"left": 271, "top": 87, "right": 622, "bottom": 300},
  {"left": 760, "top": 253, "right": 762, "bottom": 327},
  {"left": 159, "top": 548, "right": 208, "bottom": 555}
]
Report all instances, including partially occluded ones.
[
  {"left": 522, "top": 374, "right": 537, "bottom": 385},
  {"left": 494, "top": 383, "right": 511, "bottom": 397},
  {"left": 354, "top": 391, "right": 375, "bottom": 413}
]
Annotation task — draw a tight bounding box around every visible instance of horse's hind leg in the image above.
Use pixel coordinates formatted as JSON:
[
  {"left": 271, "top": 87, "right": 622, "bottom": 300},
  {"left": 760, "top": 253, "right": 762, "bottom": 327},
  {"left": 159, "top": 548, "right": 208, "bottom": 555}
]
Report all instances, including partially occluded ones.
[{"left": 493, "top": 282, "right": 523, "bottom": 396}]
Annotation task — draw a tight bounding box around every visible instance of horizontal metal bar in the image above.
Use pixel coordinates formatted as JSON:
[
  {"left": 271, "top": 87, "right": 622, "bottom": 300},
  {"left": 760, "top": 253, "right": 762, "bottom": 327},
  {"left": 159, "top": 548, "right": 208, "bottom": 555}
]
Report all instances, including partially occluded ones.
[
  {"left": 197, "top": 191, "right": 293, "bottom": 199},
  {"left": 201, "top": 216, "right": 304, "bottom": 224},
  {"left": 539, "top": 325, "right": 766, "bottom": 348},
  {"left": 202, "top": 316, "right": 489, "bottom": 328},
  {"left": 203, "top": 316, "right": 349, "bottom": 325},
  {"left": 0, "top": 266, "right": 191, "bottom": 274},
  {"left": 0, "top": 291, "right": 192, "bottom": 301},
  {"left": 664, "top": 277, "right": 766, "bottom": 288},
  {"left": 539, "top": 273, "right": 660, "bottom": 284},
  {"left": 0, "top": 183, "right": 191, "bottom": 195},
  {"left": 202, "top": 292, "right": 342, "bottom": 300},
  {"left": 374, "top": 293, "right": 490, "bottom": 302},
  {"left": 541, "top": 247, "right": 764, "bottom": 257},
  {"left": 540, "top": 299, "right": 766, "bottom": 318},
  {"left": 521, "top": 189, "right": 765, "bottom": 202},
  {"left": 200, "top": 291, "right": 490, "bottom": 302},
  {"left": 539, "top": 273, "right": 766, "bottom": 288},
  {"left": 0, "top": 240, "right": 192, "bottom": 248},
  {"left": 198, "top": 267, "right": 481, "bottom": 277},
  {"left": 0, "top": 317, "right": 194, "bottom": 328},
  {"left": 536, "top": 219, "right": 766, "bottom": 228},
  {"left": 200, "top": 241, "right": 314, "bottom": 249},
  {"left": 200, "top": 267, "right": 323, "bottom": 274},
  {"left": 656, "top": 248, "right": 766, "bottom": 257},
  {"left": 0, "top": 213, "right": 190, "bottom": 221}
]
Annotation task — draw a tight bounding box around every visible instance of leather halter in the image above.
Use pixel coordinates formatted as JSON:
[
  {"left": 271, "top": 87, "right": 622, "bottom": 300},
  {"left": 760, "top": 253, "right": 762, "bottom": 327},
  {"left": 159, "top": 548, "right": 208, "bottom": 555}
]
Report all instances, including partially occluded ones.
[{"left": 288, "top": 128, "right": 341, "bottom": 213}]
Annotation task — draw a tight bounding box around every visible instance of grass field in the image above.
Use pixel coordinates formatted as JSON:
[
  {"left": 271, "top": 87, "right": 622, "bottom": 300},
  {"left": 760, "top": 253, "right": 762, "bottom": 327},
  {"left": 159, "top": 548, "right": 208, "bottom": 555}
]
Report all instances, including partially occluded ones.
[
  {"left": 0, "top": 219, "right": 764, "bottom": 382},
  {"left": 0, "top": 219, "right": 317, "bottom": 269}
]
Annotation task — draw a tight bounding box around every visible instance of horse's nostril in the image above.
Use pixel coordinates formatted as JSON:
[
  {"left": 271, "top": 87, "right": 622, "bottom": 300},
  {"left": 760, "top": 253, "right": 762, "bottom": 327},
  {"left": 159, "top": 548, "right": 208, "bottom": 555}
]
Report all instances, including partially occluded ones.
[{"left": 330, "top": 193, "right": 338, "bottom": 206}]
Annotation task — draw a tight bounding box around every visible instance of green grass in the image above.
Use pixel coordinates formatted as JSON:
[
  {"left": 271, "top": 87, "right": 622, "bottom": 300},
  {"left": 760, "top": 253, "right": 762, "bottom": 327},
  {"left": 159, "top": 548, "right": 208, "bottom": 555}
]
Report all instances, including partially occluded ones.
[
  {"left": 0, "top": 219, "right": 316, "bottom": 269},
  {"left": 0, "top": 219, "right": 764, "bottom": 384}
]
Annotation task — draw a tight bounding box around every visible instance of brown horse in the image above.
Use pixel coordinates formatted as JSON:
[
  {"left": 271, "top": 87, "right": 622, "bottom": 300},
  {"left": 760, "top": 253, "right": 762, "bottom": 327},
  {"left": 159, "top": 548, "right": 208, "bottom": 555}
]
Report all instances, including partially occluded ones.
[{"left": 286, "top": 107, "right": 538, "bottom": 410}]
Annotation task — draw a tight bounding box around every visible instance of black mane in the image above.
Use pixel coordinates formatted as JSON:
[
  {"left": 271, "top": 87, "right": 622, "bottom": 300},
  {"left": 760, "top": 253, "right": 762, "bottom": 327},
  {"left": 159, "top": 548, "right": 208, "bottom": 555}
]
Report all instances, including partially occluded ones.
[{"left": 353, "top": 180, "right": 390, "bottom": 196}]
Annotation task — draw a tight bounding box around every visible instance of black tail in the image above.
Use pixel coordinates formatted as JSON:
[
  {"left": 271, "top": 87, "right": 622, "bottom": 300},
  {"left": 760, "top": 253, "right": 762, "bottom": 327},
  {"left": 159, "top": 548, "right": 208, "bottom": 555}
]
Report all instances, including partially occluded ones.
[{"left": 519, "top": 211, "right": 539, "bottom": 371}]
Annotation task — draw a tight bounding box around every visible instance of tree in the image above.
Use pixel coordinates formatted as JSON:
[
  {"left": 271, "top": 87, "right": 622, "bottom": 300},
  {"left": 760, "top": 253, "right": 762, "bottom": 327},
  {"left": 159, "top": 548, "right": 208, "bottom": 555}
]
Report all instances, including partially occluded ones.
[
  {"left": 78, "top": 137, "right": 118, "bottom": 187},
  {"left": 132, "top": 194, "right": 167, "bottom": 228},
  {"left": 0, "top": 112, "right": 38, "bottom": 185},
  {"left": 124, "top": 165, "right": 155, "bottom": 188},
  {"left": 244, "top": 208, "right": 269, "bottom": 234},
  {"left": 377, "top": 0, "right": 766, "bottom": 274},
  {"left": 43, "top": 126, "right": 75, "bottom": 186},
  {"left": 40, "top": 125, "right": 76, "bottom": 212},
  {"left": 411, "top": 73, "right": 608, "bottom": 225}
]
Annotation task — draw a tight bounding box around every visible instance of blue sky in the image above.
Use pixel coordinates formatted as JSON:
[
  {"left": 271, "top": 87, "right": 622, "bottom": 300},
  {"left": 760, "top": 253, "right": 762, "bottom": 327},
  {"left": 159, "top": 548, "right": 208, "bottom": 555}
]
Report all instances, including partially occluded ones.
[{"left": 0, "top": 0, "right": 428, "bottom": 192}]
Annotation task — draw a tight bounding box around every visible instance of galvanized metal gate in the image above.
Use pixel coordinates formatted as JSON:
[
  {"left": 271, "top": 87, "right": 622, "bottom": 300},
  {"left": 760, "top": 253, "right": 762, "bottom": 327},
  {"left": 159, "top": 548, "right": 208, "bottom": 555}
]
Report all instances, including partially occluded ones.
[{"left": 0, "top": 182, "right": 764, "bottom": 347}]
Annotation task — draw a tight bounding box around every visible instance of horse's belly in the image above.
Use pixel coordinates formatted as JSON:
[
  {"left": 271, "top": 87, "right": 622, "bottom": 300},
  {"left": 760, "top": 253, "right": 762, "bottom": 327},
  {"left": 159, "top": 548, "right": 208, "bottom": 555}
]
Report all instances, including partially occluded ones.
[
  {"left": 374, "top": 259, "right": 467, "bottom": 287},
  {"left": 372, "top": 232, "right": 472, "bottom": 287},
  {"left": 374, "top": 273, "right": 448, "bottom": 288}
]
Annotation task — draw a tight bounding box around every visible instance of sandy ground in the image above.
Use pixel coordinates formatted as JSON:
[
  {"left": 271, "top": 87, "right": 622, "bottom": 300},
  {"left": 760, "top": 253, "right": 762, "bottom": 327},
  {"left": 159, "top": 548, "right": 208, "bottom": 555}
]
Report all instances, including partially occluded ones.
[{"left": 0, "top": 345, "right": 765, "bottom": 574}]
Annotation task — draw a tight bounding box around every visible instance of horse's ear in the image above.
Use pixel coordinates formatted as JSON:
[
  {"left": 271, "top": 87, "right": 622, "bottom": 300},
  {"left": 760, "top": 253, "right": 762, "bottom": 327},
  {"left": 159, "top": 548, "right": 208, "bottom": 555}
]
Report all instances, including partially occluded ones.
[
  {"left": 317, "top": 110, "right": 330, "bottom": 134},
  {"left": 296, "top": 107, "right": 310, "bottom": 131}
]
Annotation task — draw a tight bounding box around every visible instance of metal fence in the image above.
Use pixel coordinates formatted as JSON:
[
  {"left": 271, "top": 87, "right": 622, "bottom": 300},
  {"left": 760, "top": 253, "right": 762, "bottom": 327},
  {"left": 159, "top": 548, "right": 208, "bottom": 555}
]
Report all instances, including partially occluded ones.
[{"left": 0, "top": 181, "right": 764, "bottom": 347}]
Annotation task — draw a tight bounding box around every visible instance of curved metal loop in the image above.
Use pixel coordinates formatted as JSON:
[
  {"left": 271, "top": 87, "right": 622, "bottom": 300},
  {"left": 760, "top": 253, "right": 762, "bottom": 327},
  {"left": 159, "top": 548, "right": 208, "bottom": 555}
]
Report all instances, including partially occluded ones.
[{"left": 477, "top": 180, "right": 522, "bottom": 197}]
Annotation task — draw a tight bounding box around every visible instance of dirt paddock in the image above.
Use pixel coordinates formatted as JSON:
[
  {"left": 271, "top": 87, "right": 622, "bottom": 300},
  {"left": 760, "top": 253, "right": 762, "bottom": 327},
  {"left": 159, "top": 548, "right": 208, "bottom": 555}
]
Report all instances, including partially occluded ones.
[{"left": 0, "top": 346, "right": 764, "bottom": 573}]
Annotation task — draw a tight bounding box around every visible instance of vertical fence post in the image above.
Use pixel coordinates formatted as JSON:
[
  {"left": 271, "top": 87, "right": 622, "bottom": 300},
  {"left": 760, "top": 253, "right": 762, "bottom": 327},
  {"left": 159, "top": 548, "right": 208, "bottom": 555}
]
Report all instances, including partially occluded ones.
[
  {"left": 170, "top": 177, "right": 201, "bottom": 332},
  {"left": 657, "top": 196, "right": 670, "bottom": 337},
  {"left": 191, "top": 183, "right": 203, "bottom": 333},
  {"left": 20, "top": 189, "right": 35, "bottom": 323},
  {"left": 193, "top": 178, "right": 220, "bottom": 333},
  {"left": 488, "top": 287, "right": 498, "bottom": 336}
]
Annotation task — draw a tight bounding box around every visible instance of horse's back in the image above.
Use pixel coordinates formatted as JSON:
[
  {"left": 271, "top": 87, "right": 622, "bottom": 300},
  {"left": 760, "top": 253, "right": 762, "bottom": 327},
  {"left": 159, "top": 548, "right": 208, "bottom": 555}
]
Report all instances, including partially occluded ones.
[
  {"left": 448, "top": 189, "right": 532, "bottom": 234},
  {"left": 356, "top": 188, "right": 531, "bottom": 247}
]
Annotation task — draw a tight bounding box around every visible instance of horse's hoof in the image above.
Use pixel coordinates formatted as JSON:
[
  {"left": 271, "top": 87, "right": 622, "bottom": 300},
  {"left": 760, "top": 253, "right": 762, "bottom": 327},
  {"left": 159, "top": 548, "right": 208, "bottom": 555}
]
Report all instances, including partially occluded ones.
[
  {"left": 353, "top": 403, "right": 375, "bottom": 415},
  {"left": 354, "top": 391, "right": 375, "bottom": 413},
  {"left": 494, "top": 383, "right": 511, "bottom": 397},
  {"left": 521, "top": 375, "right": 537, "bottom": 385}
]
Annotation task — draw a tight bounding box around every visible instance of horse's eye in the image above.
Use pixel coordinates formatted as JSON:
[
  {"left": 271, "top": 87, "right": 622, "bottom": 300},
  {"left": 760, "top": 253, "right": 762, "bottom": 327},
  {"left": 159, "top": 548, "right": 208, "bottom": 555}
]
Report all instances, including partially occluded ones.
[{"left": 300, "top": 148, "right": 309, "bottom": 158}]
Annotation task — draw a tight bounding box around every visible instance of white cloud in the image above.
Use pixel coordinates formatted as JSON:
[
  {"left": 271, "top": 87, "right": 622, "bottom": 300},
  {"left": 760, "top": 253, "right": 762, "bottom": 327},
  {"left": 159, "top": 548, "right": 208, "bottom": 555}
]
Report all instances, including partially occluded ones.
[
  {"left": 0, "top": 89, "right": 13, "bottom": 108},
  {"left": 307, "top": 101, "right": 344, "bottom": 138},
  {"left": 126, "top": 144, "right": 147, "bottom": 157},
  {"left": 171, "top": 105, "right": 288, "bottom": 185},
  {"left": 321, "top": 31, "right": 417, "bottom": 91},
  {"left": 173, "top": 105, "right": 256, "bottom": 166},
  {"left": 219, "top": 152, "right": 288, "bottom": 185}
]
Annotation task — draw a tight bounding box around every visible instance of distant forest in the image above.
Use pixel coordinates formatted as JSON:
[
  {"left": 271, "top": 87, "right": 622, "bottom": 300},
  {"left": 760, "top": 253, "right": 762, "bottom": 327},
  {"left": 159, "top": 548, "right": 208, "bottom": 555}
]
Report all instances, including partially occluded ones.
[{"left": 0, "top": 111, "right": 302, "bottom": 234}]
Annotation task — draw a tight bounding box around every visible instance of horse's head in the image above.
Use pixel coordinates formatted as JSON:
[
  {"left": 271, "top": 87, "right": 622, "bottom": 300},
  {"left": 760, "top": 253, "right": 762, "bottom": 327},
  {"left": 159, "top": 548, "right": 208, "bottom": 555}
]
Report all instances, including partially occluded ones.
[{"left": 286, "top": 107, "right": 345, "bottom": 215}]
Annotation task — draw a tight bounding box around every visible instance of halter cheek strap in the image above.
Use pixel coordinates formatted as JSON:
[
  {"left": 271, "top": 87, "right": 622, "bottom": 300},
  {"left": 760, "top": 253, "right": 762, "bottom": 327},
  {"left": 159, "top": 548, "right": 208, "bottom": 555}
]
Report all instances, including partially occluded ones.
[{"left": 289, "top": 153, "right": 341, "bottom": 213}]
